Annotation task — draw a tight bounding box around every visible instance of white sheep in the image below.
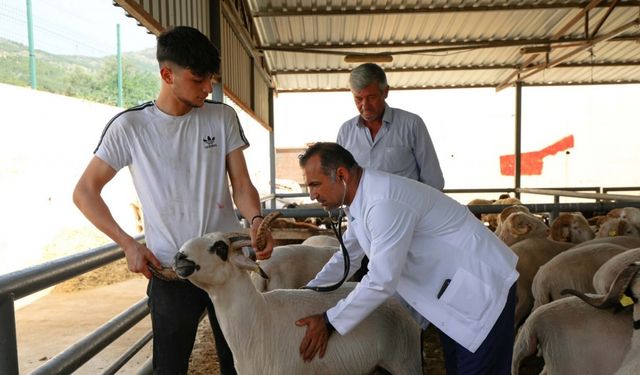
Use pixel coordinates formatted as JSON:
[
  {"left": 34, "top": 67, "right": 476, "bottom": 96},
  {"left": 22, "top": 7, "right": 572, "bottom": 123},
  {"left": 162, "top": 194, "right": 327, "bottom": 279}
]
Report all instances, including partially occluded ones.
[
  {"left": 250, "top": 235, "right": 341, "bottom": 292},
  {"left": 251, "top": 243, "right": 339, "bottom": 292},
  {"left": 593, "top": 247, "right": 640, "bottom": 294},
  {"left": 301, "top": 235, "right": 340, "bottom": 247},
  {"left": 511, "top": 295, "right": 632, "bottom": 375},
  {"left": 174, "top": 233, "right": 422, "bottom": 375},
  {"left": 530, "top": 239, "right": 637, "bottom": 310},
  {"left": 562, "top": 259, "right": 640, "bottom": 374}
]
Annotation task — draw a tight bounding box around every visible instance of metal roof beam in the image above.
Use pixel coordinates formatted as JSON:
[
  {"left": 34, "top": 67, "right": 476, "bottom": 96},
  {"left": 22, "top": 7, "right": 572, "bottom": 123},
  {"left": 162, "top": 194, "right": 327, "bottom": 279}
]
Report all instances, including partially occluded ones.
[
  {"left": 591, "top": 0, "right": 620, "bottom": 37},
  {"left": 251, "top": 1, "right": 640, "bottom": 17},
  {"left": 256, "top": 35, "right": 640, "bottom": 54},
  {"left": 518, "top": 17, "right": 640, "bottom": 80},
  {"left": 275, "top": 79, "right": 640, "bottom": 93},
  {"left": 496, "top": 0, "right": 606, "bottom": 91},
  {"left": 270, "top": 61, "right": 640, "bottom": 75},
  {"left": 114, "top": 0, "right": 164, "bottom": 35}
]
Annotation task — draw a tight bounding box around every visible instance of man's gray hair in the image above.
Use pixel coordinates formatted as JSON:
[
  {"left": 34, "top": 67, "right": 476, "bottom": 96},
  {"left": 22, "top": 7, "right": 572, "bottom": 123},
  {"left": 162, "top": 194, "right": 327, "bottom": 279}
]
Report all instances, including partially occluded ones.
[{"left": 349, "top": 63, "right": 388, "bottom": 91}]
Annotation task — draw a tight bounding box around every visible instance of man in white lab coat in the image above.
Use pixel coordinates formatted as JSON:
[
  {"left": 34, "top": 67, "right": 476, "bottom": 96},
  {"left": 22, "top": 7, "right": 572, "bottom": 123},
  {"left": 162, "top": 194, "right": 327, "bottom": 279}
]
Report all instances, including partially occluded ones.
[{"left": 295, "top": 142, "right": 519, "bottom": 374}]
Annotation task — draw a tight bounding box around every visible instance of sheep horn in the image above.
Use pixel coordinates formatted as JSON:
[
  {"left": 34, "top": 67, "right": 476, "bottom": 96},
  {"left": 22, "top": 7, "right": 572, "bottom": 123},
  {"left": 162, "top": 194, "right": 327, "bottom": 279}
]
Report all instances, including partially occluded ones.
[
  {"left": 256, "top": 211, "right": 282, "bottom": 250},
  {"left": 561, "top": 262, "right": 640, "bottom": 309},
  {"left": 217, "top": 232, "right": 252, "bottom": 249},
  {"left": 147, "top": 264, "right": 182, "bottom": 282}
]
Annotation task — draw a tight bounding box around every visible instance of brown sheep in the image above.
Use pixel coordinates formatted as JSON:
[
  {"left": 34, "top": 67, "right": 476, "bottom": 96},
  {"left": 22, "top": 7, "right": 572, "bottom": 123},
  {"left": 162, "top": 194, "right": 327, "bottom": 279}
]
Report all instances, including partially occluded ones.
[
  {"left": 549, "top": 212, "right": 595, "bottom": 244},
  {"left": 510, "top": 237, "right": 574, "bottom": 327},
  {"left": 494, "top": 204, "right": 531, "bottom": 238},
  {"left": 607, "top": 206, "right": 640, "bottom": 228},
  {"left": 596, "top": 217, "right": 640, "bottom": 238},
  {"left": 497, "top": 211, "right": 549, "bottom": 247},
  {"left": 481, "top": 196, "right": 523, "bottom": 231}
]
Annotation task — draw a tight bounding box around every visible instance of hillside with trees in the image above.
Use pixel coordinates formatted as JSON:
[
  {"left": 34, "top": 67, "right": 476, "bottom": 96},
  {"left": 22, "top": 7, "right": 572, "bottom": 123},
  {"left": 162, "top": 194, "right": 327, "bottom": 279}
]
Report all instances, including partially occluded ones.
[{"left": 0, "top": 37, "right": 159, "bottom": 107}]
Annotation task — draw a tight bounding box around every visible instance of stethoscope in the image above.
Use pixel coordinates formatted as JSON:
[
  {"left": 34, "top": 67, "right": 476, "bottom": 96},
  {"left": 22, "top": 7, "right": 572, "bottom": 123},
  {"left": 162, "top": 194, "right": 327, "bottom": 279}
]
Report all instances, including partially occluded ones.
[{"left": 303, "top": 179, "right": 351, "bottom": 292}]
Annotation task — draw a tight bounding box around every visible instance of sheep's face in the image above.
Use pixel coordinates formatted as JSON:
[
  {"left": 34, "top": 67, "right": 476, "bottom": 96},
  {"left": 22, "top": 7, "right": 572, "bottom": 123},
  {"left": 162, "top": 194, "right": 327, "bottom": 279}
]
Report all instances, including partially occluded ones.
[
  {"left": 174, "top": 233, "right": 269, "bottom": 291},
  {"left": 174, "top": 235, "right": 235, "bottom": 290}
]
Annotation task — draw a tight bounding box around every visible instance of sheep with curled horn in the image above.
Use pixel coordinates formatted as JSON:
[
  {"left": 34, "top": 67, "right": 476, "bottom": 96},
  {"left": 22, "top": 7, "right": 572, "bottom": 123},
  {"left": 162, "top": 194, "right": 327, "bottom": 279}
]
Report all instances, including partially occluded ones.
[
  {"left": 173, "top": 211, "right": 422, "bottom": 375},
  {"left": 530, "top": 242, "right": 630, "bottom": 311},
  {"left": 562, "top": 260, "right": 640, "bottom": 375},
  {"left": 528, "top": 236, "right": 640, "bottom": 311},
  {"left": 511, "top": 295, "right": 632, "bottom": 375}
]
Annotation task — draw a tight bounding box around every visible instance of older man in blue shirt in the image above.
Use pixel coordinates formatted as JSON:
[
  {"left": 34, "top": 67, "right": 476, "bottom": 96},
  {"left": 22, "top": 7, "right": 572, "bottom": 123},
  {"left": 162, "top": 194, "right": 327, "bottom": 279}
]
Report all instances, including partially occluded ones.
[{"left": 337, "top": 63, "right": 444, "bottom": 190}]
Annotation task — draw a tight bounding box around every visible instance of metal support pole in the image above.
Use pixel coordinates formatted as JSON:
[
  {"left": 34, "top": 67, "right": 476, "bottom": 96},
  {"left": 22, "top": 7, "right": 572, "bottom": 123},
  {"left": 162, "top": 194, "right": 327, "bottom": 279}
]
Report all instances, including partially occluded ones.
[
  {"left": 117, "top": 24, "right": 123, "bottom": 107},
  {"left": 210, "top": 1, "right": 223, "bottom": 102},
  {"left": 514, "top": 82, "right": 522, "bottom": 199},
  {"left": 268, "top": 87, "right": 276, "bottom": 209},
  {"left": 550, "top": 195, "right": 560, "bottom": 222},
  {"left": 0, "top": 294, "right": 19, "bottom": 375},
  {"left": 26, "top": 0, "right": 36, "bottom": 89}
]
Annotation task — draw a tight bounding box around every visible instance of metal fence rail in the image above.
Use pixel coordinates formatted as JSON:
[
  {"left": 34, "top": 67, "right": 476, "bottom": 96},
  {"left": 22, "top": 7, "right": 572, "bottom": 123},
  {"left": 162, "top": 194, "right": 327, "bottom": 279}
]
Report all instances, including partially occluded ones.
[
  {"left": 30, "top": 298, "right": 150, "bottom": 375},
  {"left": 0, "top": 236, "right": 144, "bottom": 374}
]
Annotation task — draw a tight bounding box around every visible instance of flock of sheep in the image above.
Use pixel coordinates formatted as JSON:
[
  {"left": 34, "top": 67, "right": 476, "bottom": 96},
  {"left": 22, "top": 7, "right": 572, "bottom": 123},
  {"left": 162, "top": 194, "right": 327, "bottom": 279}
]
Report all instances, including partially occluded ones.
[
  {"left": 171, "top": 202, "right": 640, "bottom": 374},
  {"left": 495, "top": 205, "right": 640, "bottom": 375}
]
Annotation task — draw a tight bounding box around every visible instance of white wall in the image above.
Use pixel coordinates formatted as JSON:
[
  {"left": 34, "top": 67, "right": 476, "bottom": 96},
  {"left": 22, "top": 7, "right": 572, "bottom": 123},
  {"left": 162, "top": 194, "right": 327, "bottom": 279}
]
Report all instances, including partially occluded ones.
[
  {"left": 0, "top": 83, "right": 137, "bottom": 275},
  {"left": 274, "top": 84, "right": 640, "bottom": 204}
]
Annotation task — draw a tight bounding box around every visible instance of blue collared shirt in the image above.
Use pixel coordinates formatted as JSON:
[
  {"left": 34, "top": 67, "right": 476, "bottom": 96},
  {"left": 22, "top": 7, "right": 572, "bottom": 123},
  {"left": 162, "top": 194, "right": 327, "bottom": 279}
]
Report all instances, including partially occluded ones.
[{"left": 337, "top": 104, "right": 445, "bottom": 189}]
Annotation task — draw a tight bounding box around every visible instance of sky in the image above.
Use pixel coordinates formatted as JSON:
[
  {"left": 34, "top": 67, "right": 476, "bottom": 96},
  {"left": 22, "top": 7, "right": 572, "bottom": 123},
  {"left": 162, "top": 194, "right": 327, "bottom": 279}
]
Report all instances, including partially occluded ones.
[{"left": 0, "top": 0, "right": 157, "bottom": 56}]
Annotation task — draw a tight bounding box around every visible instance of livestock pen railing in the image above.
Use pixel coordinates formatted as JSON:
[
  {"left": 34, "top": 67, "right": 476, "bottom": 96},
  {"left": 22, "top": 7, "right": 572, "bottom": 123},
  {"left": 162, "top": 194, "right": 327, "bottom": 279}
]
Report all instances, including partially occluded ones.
[
  {"left": 517, "top": 187, "right": 640, "bottom": 221},
  {"left": 0, "top": 236, "right": 149, "bottom": 375},
  {"left": 2, "top": 187, "right": 640, "bottom": 374}
]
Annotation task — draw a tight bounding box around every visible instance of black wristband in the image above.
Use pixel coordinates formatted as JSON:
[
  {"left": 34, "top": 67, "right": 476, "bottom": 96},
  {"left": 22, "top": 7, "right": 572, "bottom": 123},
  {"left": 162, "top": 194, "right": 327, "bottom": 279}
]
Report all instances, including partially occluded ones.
[
  {"left": 323, "top": 311, "right": 336, "bottom": 334},
  {"left": 251, "top": 215, "right": 264, "bottom": 225}
]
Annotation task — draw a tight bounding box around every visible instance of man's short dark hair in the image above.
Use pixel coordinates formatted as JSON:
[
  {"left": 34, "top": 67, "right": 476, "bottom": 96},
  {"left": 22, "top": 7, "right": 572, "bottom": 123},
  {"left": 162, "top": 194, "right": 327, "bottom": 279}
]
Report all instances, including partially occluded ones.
[
  {"left": 299, "top": 142, "right": 360, "bottom": 179},
  {"left": 157, "top": 26, "right": 220, "bottom": 77}
]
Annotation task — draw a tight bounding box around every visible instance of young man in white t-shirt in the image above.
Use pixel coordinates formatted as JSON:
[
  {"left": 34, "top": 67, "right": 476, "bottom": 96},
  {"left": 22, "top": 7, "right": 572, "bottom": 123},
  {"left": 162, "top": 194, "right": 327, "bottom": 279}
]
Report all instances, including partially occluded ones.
[{"left": 73, "top": 26, "right": 273, "bottom": 375}]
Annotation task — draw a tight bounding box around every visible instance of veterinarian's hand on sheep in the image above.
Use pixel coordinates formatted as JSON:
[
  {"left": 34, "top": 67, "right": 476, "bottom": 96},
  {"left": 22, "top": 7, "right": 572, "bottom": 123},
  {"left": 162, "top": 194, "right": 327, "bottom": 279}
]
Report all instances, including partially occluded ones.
[
  {"left": 296, "top": 313, "right": 334, "bottom": 362},
  {"left": 122, "top": 240, "right": 161, "bottom": 279}
]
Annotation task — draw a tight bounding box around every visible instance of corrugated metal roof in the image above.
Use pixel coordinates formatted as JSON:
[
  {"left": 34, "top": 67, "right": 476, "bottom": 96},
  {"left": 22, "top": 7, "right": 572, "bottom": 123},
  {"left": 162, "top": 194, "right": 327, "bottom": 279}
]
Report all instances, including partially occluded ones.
[{"left": 246, "top": 0, "right": 640, "bottom": 92}]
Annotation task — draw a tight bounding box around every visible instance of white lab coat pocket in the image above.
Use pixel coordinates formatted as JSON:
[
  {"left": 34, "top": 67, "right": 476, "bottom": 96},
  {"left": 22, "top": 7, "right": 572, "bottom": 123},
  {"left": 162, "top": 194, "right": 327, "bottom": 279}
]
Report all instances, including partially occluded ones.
[{"left": 440, "top": 268, "right": 494, "bottom": 321}]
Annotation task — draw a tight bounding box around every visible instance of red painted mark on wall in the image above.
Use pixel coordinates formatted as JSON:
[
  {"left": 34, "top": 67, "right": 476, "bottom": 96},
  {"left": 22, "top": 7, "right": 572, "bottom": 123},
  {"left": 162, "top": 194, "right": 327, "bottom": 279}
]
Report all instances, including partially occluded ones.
[{"left": 500, "top": 135, "right": 574, "bottom": 176}]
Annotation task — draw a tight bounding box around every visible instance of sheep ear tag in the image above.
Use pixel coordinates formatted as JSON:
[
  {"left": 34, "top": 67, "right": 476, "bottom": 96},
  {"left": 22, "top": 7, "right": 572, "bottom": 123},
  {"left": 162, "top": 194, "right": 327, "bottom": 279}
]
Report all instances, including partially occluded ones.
[
  {"left": 230, "top": 251, "right": 269, "bottom": 280},
  {"left": 620, "top": 294, "right": 634, "bottom": 307}
]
